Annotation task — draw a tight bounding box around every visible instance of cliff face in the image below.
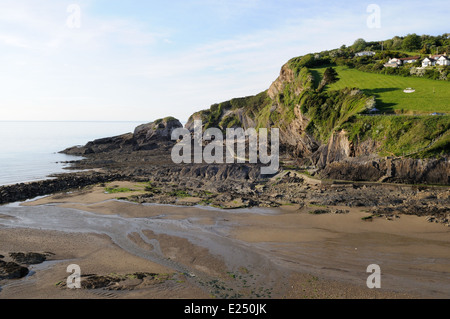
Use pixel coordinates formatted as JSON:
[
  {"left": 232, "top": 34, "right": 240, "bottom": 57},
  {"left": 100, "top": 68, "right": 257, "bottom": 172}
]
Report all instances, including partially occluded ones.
[
  {"left": 185, "top": 62, "right": 373, "bottom": 163},
  {"left": 184, "top": 60, "right": 449, "bottom": 185},
  {"left": 281, "top": 105, "right": 320, "bottom": 157},
  {"left": 267, "top": 63, "right": 296, "bottom": 99},
  {"left": 185, "top": 63, "right": 321, "bottom": 158},
  {"left": 61, "top": 56, "right": 448, "bottom": 185}
]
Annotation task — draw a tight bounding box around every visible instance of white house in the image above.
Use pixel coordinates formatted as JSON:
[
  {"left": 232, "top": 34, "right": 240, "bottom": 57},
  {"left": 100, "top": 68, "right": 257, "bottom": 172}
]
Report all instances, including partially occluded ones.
[
  {"left": 355, "top": 51, "right": 376, "bottom": 57},
  {"left": 437, "top": 55, "right": 450, "bottom": 66},
  {"left": 385, "top": 56, "right": 420, "bottom": 68},
  {"left": 384, "top": 62, "right": 398, "bottom": 68},
  {"left": 422, "top": 54, "right": 450, "bottom": 67},
  {"left": 399, "top": 56, "right": 420, "bottom": 64},
  {"left": 384, "top": 58, "right": 402, "bottom": 67},
  {"left": 422, "top": 57, "right": 436, "bottom": 67}
]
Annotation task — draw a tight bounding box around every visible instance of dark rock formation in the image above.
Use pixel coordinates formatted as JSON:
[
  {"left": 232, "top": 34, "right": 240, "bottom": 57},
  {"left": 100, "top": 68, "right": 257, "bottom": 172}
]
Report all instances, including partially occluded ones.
[
  {"left": 0, "top": 260, "right": 29, "bottom": 280},
  {"left": 63, "top": 117, "right": 182, "bottom": 156},
  {"left": 0, "top": 172, "right": 125, "bottom": 205},
  {"left": 0, "top": 252, "right": 55, "bottom": 281},
  {"left": 318, "top": 156, "right": 449, "bottom": 185},
  {"left": 56, "top": 272, "right": 175, "bottom": 290},
  {"left": 134, "top": 117, "right": 182, "bottom": 150},
  {"left": 9, "top": 252, "right": 48, "bottom": 265}
]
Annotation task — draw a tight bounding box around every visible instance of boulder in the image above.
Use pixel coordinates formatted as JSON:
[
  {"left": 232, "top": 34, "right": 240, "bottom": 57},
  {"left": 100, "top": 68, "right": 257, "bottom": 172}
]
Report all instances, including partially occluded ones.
[
  {"left": 9, "top": 252, "right": 47, "bottom": 265},
  {"left": 0, "top": 260, "right": 29, "bottom": 280}
]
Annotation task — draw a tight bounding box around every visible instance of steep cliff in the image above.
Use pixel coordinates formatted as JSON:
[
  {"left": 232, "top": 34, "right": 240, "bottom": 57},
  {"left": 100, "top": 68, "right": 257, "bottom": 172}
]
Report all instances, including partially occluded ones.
[
  {"left": 185, "top": 63, "right": 322, "bottom": 157},
  {"left": 61, "top": 53, "right": 449, "bottom": 185},
  {"left": 185, "top": 60, "right": 376, "bottom": 161},
  {"left": 185, "top": 55, "right": 449, "bottom": 185}
]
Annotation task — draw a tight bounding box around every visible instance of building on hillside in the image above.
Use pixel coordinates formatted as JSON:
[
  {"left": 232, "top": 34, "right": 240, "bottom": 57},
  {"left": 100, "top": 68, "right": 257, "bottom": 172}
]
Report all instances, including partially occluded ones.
[
  {"left": 430, "top": 53, "right": 448, "bottom": 60},
  {"left": 384, "top": 58, "right": 401, "bottom": 68},
  {"left": 355, "top": 51, "right": 376, "bottom": 57},
  {"left": 384, "top": 62, "right": 398, "bottom": 68},
  {"left": 422, "top": 57, "right": 436, "bottom": 67},
  {"left": 436, "top": 55, "right": 450, "bottom": 66},
  {"left": 384, "top": 56, "right": 419, "bottom": 68},
  {"left": 399, "top": 56, "right": 420, "bottom": 64},
  {"left": 422, "top": 54, "right": 449, "bottom": 67}
]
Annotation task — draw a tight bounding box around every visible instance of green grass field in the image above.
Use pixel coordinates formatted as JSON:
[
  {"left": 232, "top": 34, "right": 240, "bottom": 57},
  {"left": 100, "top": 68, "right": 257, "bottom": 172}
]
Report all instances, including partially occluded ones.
[{"left": 311, "top": 66, "right": 450, "bottom": 114}]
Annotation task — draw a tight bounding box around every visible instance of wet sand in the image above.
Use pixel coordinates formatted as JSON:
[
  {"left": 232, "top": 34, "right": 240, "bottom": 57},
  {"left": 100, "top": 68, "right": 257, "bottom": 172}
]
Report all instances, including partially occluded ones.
[{"left": 1, "top": 182, "right": 449, "bottom": 299}]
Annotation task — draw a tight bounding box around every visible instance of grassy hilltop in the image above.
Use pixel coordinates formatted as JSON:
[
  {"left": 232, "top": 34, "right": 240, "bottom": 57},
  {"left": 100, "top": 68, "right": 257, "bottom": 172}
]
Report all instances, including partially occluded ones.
[{"left": 311, "top": 66, "right": 450, "bottom": 114}]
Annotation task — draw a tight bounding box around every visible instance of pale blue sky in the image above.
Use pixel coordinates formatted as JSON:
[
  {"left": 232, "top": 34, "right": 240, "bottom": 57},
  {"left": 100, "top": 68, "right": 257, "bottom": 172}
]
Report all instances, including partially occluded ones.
[{"left": 0, "top": 0, "right": 448, "bottom": 122}]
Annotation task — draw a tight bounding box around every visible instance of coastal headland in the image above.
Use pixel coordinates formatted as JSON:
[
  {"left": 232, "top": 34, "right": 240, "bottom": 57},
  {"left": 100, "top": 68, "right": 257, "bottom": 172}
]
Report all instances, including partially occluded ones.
[{"left": 1, "top": 44, "right": 450, "bottom": 299}]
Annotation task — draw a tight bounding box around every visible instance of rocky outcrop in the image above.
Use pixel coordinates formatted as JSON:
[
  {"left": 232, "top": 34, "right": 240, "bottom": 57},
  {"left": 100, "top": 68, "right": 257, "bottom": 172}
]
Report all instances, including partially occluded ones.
[
  {"left": 268, "top": 64, "right": 296, "bottom": 99},
  {"left": 318, "top": 157, "right": 449, "bottom": 185},
  {"left": 63, "top": 133, "right": 135, "bottom": 155},
  {"left": 280, "top": 105, "right": 320, "bottom": 158},
  {"left": 318, "top": 160, "right": 387, "bottom": 182},
  {"left": 0, "top": 173, "right": 125, "bottom": 205},
  {"left": 311, "top": 129, "right": 449, "bottom": 185},
  {"left": 63, "top": 117, "right": 182, "bottom": 156},
  {"left": 9, "top": 252, "right": 49, "bottom": 265},
  {"left": 55, "top": 272, "right": 178, "bottom": 291},
  {"left": 0, "top": 260, "right": 29, "bottom": 280},
  {"left": 133, "top": 117, "right": 183, "bottom": 150},
  {"left": 389, "top": 157, "right": 450, "bottom": 185},
  {"left": 313, "top": 130, "right": 352, "bottom": 169},
  {"left": 0, "top": 252, "right": 55, "bottom": 281},
  {"left": 268, "top": 63, "right": 313, "bottom": 99}
]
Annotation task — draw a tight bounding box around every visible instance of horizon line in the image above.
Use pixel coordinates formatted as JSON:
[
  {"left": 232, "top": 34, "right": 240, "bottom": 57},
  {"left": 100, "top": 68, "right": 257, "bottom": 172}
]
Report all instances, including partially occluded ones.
[{"left": 0, "top": 120, "right": 154, "bottom": 123}]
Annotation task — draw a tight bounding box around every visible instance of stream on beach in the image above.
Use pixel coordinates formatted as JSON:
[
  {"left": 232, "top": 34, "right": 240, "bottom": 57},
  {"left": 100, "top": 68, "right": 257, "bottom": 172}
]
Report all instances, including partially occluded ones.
[{"left": 0, "top": 199, "right": 449, "bottom": 298}]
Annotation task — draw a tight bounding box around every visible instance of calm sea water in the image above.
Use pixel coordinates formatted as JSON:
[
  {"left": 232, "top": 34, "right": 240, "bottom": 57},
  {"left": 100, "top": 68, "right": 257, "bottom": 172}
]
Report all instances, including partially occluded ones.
[{"left": 0, "top": 121, "right": 144, "bottom": 186}]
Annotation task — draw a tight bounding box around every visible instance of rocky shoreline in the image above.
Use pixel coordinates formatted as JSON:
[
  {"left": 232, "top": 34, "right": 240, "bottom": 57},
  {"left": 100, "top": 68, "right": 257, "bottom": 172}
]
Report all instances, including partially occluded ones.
[
  {"left": 1, "top": 117, "right": 449, "bottom": 226},
  {"left": 0, "top": 172, "right": 126, "bottom": 205},
  {"left": 0, "top": 116, "right": 449, "bottom": 300},
  {"left": 1, "top": 154, "right": 448, "bottom": 226}
]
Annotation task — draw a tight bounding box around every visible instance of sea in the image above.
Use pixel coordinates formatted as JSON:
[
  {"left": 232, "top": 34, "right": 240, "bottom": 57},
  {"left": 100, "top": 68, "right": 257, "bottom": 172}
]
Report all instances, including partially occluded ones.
[{"left": 0, "top": 121, "right": 144, "bottom": 186}]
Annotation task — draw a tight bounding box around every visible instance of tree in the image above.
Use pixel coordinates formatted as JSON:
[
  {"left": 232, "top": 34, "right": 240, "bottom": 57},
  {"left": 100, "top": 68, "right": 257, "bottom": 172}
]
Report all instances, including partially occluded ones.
[
  {"left": 412, "top": 60, "right": 422, "bottom": 68},
  {"left": 444, "top": 45, "right": 450, "bottom": 55},
  {"left": 420, "top": 44, "right": 430, "bottom": 55},
  {"left": 352, "top": 38, "right": 367, "bottom": 52},
  {"left": 383, "top": 39, "right": 393, "bottom": 50},
  {"left": 402, "top": 33, "right": 422, "bottom": 52},
  {"left": 318, "top": 67, "right": 339, "bottom": 92},
  {"left": 391, "top": 36, "right": 403, "bottom": 50},
  {"left": 299, "top": 54, "right": 315, "bottom": 67}
]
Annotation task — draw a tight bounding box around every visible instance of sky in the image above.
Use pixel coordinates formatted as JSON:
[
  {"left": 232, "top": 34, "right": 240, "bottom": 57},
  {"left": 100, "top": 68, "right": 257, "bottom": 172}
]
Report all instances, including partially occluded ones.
[{"left": 0, "top": 0, "right": 448, "bottom": 122}]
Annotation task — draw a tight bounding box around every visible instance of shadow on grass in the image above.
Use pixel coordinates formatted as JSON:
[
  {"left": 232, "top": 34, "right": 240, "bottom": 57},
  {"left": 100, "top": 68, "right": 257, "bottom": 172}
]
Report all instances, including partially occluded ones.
[
  {"left": 310, "top": 69, "right": 322, "bottom": 90},
  {"left": 310, "top": 65, "right": 336, "bottom": 90},
  {"left": 362, "top": 87, "right": 400, "bottom": 114}
]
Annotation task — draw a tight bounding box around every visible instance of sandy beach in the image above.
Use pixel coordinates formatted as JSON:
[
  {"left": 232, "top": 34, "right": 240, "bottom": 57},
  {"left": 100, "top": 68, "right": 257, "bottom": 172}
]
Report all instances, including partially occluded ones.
[{"left": 1, "top": 181, "right": 449, "bottom": 299}]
